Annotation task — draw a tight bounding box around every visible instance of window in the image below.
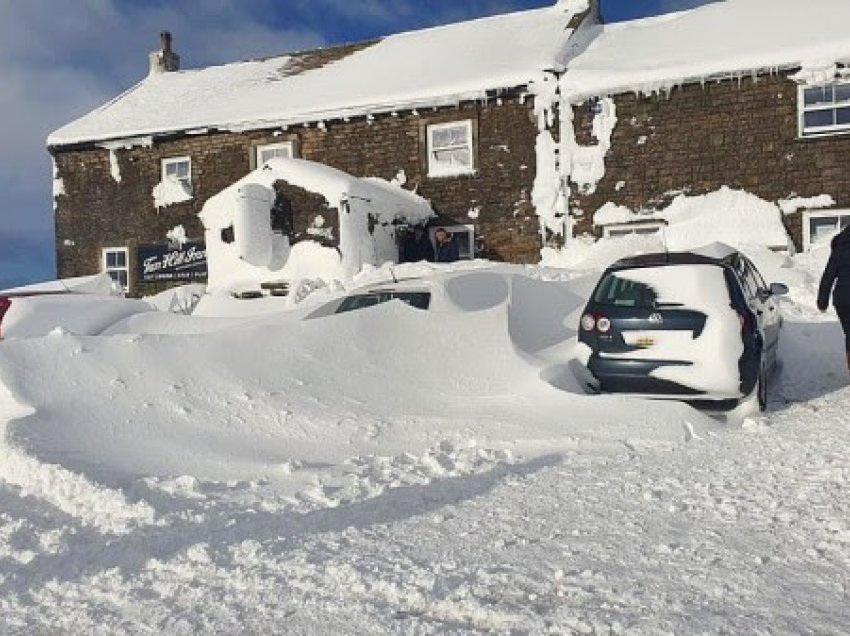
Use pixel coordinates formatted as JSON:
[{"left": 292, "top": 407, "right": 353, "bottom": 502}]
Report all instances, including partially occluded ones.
[
  {"left": 256, "top": 142, "right": 294, "bottom": 167},
  {"left": 803, "top": 210, "right": 850, "bottom": 250},
  {"left": 799, "top": 82, "right": 850, "bottom": 137},
  {"left": 162, "top": 156, "right": 192, "bottom": 193},
  {"left": 428, "top": 224, "right": 475, "bottom": 260},
  {"left": 102, "top": 247, "right": 129, "bottom": 293},
  {"left": 602, "top": 222, "right": 664, "bottom": 239},
  {"left": 427, "top": 120, "right": 475, "bottom": 177},
  {"left": 335, "top": 291, "right": 431, "bottom": 315}
]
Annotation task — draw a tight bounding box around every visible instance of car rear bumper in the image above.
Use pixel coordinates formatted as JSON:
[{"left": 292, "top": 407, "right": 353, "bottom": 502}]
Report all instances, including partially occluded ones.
[{"left": 586, "top": 356, "right": 704, "bottom": 396}]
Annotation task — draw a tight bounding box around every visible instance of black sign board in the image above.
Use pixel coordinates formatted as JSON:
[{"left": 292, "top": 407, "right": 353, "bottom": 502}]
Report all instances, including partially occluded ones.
[{"left": 137, "top": 241, "right": 207, "bottom": 283}]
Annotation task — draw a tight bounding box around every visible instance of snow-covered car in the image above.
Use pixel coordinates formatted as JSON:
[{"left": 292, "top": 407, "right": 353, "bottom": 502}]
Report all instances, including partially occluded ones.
[
  {"left": 576, "top": 244, "right": 788, "bottom": 411},
  {"left": 305, "top": 270, "right": 514, "bottom": 319},
  {"left": 0, "top": 291, "right": 154, "bottom": 340}
]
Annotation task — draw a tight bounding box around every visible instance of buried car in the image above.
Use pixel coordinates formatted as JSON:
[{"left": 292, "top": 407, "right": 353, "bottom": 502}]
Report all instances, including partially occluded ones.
[
  {"left": 576, "top": 243, "right": 788, "bottom": 411},
  {"left": 0, "top": 290, "right": 153, "bottom": 340}
]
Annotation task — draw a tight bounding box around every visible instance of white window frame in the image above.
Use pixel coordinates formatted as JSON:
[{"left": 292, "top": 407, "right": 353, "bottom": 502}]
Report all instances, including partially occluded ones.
[
  {"left": 102, "top": 246, "right": 129, "bottom": 293},
  {"left": 256, "top": 141, "right": 295, "bottom": 167},
  {"left": 427, "top": 120, "right": 475, "bottom": 178},
  {"left": 429, "top": 224, "right": 475, "bottom": 260},
  {"left": 798, "top": 81, "right": 850, "bottom": 138},
  {"left": 161, "top": 156, "right": 192, "bottom": 192},
  {"left": 802, "top": 209, "right": 850, "bottom": 251},
  {"left": 602, "top": 222, "right": 665, "bottom": 239}
]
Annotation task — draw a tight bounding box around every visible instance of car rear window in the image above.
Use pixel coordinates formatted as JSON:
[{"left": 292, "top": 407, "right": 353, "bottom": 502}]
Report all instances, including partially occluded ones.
[
  {"left": 593, "top": 272, "right": 661, "bottom": 308},
  {"left": 593, "top": 265, "right": 728, "bottom": 309},
  {"left": 336, "top": 292, "right": 431, "bottom": 314}
]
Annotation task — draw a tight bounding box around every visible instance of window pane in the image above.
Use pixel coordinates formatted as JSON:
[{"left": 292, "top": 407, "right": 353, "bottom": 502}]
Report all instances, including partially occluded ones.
[
  {"left": 165, "top": 162, "right": 178, "bottom": 176},
  {"left": 432, "top": 148, "right": 471, "bottom": 169},
  {"left": 106, "top": 252, "right": 118, "bottom": 268},
  {"left": 635, "top": 226, "right": 661, "bottom": 235},
  {"left": 835, "top": 84, "right": 850, "bottom": 103},
  {"left": 453, "top": 231, "right": 472, "bottom": 259},
  {"left": 804, "top": 86, "right": 833, "bottom": 106},
  {"left": 811, "top": 217, "right": 839, "bottom": 244},
  {"left": 804, "top": 109, "right": 835, "bottom": 129},
  {"left": 431, "top": 125, "right": 469, "bottom": 149},
  {"left": 836, "top": 107, "right": 850, "bottom": 125},
  {"left": 115, "top": 251, "right": 126, "bottom": 267},
  {"left": 117, "top": 271, "right": 128, "bottom": 288},
  {"left": 841, "top": 216, "right": 850, "bottom": 230},
  {"left": 176, "top": 163, "right": 189, "bottom": 178}
]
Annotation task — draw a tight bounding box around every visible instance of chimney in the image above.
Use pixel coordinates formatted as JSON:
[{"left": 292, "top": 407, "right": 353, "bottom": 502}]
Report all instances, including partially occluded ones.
[{"left": 149, "top": 31, "right": 181, "bottom": 76}]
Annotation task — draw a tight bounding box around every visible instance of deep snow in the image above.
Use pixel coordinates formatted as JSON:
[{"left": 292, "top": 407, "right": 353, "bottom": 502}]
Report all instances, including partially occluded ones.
[{"left": 0, "top": 252, "right": 848, "bottom": 633}]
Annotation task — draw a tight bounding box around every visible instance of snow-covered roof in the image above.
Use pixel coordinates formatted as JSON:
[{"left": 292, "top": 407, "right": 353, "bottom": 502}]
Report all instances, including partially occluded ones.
[
  {"left": 49, "top": 1, "right": 589, "bottom": 147},
  {"left": 562, "top": 0, "right": 850, "bottom": 101}
]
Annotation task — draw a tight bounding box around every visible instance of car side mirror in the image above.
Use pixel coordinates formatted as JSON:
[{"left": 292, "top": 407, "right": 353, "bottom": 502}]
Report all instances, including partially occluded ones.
[{"left": 769, "top": 283, "right": 789, "bottom": 297}]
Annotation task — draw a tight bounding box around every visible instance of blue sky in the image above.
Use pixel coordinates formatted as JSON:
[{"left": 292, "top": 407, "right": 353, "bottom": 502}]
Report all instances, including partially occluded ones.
[{"left": 0, "top": 0, "right": 706, "bottom": 289}]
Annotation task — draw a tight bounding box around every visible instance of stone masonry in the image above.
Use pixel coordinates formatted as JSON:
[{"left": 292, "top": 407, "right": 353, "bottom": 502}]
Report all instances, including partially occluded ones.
[
  {"left": 569, "top": 72, "right": 850, "bottom": 249},
  {"left": 52, "top": 96, "right": 541, "bottom": 297}
]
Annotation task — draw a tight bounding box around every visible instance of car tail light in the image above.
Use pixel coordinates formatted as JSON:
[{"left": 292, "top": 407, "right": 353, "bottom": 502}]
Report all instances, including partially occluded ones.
[
  {"left": 581, "top": 312, "right": 612, "bottom": 334},
  {"left": 0, "top": 296, "right": 11, "bottom": 341}
]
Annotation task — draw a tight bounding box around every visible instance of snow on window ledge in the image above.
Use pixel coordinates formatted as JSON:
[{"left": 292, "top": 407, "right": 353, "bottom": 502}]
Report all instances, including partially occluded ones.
[
  {"left": 153, "top": 175, "right": 193, "bottom": 209},
  {"left": 427, "top": 165, "right": 478, "bottom": 179}
]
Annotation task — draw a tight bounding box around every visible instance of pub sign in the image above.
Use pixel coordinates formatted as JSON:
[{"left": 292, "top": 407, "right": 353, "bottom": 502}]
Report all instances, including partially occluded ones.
[{"left": 137, "top": 241, "right": 207, "bottom": 283}]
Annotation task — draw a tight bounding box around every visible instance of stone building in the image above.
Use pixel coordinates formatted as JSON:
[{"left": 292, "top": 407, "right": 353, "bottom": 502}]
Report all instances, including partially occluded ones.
[
  {"left": 48, "top": 2, "right": 591, "bottom": 296},
  {"left": 48, "top": 0, "right": 850, "bottom": 296},
  {"left": 556, "top": 0, "right": 850, "bottom": 254}
]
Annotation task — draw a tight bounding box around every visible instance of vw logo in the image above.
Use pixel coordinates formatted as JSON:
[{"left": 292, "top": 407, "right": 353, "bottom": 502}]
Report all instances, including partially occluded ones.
[{"left": 648, "top": 313, "right": 664, "bottom": 325}]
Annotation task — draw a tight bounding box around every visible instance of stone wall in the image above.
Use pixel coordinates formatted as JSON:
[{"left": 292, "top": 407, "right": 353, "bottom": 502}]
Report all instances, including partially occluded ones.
[
  {"left": 569, "top": 72, "right": 850, "bottom": 250},
  {"left": 52, "top": 96, "right": 541, "bottom": 296}
]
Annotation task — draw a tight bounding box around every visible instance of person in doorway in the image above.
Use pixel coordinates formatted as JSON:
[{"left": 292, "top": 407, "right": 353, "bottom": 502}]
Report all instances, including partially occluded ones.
[
  {"left": 434, "top": 227, "right": 460, "bottom": 263},
  {"left": 817, "top": 223, "right": 850, "bottom": 373},
  {"left": 400, "top": 225, "right": 434, "bottom": 263}
]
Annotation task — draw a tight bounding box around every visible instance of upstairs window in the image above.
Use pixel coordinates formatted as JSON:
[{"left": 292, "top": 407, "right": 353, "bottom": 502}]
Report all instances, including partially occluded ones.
[
  {"left": 799, "top": 82, "right": 850, "bottom": 137},
  {"left": 256, "top": 141, "right": 294, "bottom": 167},
  {"left": 102, "top": 247, "right": 129, "bottom": 293},
  {"left": 427, "top": 120, "right": 475, "bottom": 178},
  {"left": 162, "top": 156, "right": 192, "bottom": 193}
]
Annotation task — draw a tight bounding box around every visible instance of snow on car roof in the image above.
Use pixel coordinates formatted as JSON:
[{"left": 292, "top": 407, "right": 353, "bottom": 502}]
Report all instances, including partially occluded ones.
[
  {"left": 49, "top": 2, "right": 589, "bottom": 147},
  {"left": 562, "top": 0, "right": 850, "bottom": 101}
]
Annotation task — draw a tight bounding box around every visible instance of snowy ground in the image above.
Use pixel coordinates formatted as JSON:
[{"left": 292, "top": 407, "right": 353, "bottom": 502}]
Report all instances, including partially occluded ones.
[{"left": 1, "top": 261, "right": 848, "bottom": 634}]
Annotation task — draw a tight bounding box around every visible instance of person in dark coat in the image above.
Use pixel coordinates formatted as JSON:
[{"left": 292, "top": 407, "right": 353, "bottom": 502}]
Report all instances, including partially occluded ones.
[
  {"left": 817, "top": 224, "right": 850, "bottom": 372},
  {"left": 434, "top": 227, "right": 460, "bottom": 263},
  {"left": 400, "top": 225, "right": 434, "bottom": 263}
]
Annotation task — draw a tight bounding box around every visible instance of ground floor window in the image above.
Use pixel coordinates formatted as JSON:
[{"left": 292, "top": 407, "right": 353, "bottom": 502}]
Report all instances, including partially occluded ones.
[
  {"left": 102, "top": 247, "right": 129, "bottom": 293},
  {"left": 803, "top": 210, "right": 850, "bottom": 250},
  {"left": 602, "top": 222, "right": 664, "bottom": 239},
  {"left": 429, "top": 224, "right": 475, "bottom": 260}
]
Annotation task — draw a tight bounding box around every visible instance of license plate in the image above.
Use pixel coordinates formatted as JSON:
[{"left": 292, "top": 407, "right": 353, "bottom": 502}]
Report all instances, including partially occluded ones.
[{"left": 634, "top": 336, "right": 655, "bottom": 348}]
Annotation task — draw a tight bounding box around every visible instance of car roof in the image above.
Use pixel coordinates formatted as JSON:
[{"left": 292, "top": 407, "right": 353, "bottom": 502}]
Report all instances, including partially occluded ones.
[{"left": 607, "top": 245, "right": 740, "bottom": 272}]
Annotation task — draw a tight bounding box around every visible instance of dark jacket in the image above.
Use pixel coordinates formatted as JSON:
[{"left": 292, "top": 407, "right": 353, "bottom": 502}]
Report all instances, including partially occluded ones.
[
  {"left": 401, "top": 234, "right": 434, "bottom": 263},
  {"left": 817, "top": 225, "right": 850, "bottom": 309},
  {"left": 435, "top": 238, "right": 460, "bottom": 263}
]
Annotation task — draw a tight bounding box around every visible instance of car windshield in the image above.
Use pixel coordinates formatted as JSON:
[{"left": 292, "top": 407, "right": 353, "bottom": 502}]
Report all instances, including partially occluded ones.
[{"left": 335, "top": 291, "right": 431, "bottom": 314}]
